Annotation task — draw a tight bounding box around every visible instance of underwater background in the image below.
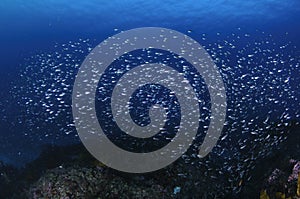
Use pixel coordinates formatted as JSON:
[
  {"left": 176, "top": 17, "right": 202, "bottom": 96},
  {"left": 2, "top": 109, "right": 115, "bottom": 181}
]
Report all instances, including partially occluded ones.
[{"left": 0, "top": 0, "right": 299, "bottom": 198}]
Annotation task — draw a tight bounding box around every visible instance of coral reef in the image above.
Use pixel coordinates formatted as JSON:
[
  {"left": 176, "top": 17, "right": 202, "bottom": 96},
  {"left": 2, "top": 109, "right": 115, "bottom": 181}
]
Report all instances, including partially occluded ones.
[
  {"left": 0, "top": 122, "right": 298, "bottom": 198},
  {"left": 260, "top": 160, "right": 300, "bottom": 199},
  {"left": 18, "top": 144, "right": 235, "bottom": 199},
  {"left": 27, "top": 166, "right": 170, "bottom": 199}
]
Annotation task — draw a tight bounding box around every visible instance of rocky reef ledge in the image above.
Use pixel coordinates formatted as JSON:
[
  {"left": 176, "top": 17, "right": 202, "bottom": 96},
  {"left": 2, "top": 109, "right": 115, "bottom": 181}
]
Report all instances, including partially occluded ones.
[{"left": 0, "top": 123, "right": 299, "bottom": 199}]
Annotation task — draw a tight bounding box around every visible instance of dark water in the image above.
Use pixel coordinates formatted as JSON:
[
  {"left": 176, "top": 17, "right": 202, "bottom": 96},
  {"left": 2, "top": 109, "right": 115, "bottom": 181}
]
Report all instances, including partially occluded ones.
[{"left": 0, "top": 1, "right": 299, "bottom": 198}]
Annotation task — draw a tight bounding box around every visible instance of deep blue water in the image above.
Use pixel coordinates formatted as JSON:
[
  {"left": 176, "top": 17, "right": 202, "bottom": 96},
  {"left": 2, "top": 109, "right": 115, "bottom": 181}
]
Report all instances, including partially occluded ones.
[{"left": 0, "top": 0, "right": 299, "bottom": 166}]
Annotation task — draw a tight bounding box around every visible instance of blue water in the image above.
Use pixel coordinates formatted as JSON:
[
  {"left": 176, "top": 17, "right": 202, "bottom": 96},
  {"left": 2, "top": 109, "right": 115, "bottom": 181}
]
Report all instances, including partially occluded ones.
[{"left": 0, "top": 0, "right": 299, "bottom": 166}]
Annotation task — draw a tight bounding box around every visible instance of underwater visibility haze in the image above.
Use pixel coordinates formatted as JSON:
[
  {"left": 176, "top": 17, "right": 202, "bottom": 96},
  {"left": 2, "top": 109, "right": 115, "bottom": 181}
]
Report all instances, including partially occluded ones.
[{"left": 0, "top": 0, "right": 299, "bottom": 198}]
